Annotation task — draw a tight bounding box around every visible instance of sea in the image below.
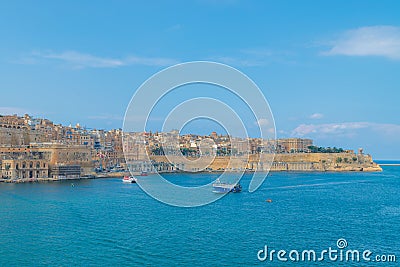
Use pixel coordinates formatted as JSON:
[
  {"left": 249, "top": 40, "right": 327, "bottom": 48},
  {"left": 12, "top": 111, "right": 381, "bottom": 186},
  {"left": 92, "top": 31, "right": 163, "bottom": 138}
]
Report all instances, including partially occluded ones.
[{"left": 1, "top": 164, "right": 399, "bottom": 266}]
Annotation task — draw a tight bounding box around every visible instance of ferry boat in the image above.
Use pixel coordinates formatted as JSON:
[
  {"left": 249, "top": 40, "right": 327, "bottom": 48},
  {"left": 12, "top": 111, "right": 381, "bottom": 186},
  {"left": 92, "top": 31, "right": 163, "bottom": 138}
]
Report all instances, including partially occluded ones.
[
  {"left": 122, "top": 176, "right": 137, "bottom": 183},
  {"left": 212, "top": 178, "right": 242, "bottom": 193}
]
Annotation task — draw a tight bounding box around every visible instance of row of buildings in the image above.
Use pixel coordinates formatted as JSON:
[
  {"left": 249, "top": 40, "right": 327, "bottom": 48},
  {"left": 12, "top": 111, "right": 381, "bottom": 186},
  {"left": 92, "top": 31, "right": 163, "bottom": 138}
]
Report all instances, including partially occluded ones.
[
  {"left": 0, "top": 143, "right": 92, "bottom": 180},
  {"left": 1, "top": 114, "right": 316, "bottom": 179},
  {"left": 0, "top": 114, "right": 123, "bottom": 179},
  {"left": 142, "top": 131, "right": 313, "bottom": 156}
]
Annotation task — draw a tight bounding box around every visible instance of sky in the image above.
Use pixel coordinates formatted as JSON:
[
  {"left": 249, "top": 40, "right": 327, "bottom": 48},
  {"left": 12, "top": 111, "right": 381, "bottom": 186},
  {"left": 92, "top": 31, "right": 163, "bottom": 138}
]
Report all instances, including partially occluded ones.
[{"left": 0, "top": 0, "right": 400, "bottom": 159}]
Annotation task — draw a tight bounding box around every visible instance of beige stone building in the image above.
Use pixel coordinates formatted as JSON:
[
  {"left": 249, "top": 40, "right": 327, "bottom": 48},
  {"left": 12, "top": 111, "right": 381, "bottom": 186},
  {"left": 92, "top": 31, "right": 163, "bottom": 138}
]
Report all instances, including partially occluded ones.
[
  {"left": 277, "top": 138, "right": 313, "bottom": 153},
  {"left": 1, "top": 158, "right": 49, "bottom": 179},
  {"left": 0, "top": 142, "right": 93, "bottom": 178},
  {"left": 29, "top": 143, "right": 93, "bottom": 175}
]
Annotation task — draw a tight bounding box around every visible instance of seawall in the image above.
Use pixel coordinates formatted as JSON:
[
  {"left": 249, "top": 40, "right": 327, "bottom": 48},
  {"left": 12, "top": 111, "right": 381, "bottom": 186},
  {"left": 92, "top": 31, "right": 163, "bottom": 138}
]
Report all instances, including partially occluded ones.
[{"left": 149, "top": 153, "right": 382, "bottom": 172}]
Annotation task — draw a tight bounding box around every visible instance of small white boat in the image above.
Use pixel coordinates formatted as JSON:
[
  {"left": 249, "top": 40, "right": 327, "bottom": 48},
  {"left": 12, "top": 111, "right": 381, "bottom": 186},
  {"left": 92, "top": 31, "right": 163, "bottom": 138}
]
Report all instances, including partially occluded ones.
[
  {"left": 122, "top": 176, "right": 137, "bottom": 183},
  {"left": 212, "top": 178, "right": 242, "bottom": 193}
]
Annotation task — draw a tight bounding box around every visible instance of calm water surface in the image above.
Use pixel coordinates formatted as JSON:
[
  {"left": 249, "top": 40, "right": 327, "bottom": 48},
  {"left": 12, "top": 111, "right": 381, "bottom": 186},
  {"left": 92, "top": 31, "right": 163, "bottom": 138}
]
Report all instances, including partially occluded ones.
[{"left": 1, "top": 167, "right": 399, "bottom": 266}]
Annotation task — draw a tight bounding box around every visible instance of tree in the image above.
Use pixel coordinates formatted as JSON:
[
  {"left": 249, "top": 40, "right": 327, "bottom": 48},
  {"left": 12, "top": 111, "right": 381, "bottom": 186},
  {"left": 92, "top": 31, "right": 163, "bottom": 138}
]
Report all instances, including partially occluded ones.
[
  {"left": 307, "top": 145, "right": 345, "bottom": 153},
  {"left": 336, "top": 157, "right": 342, "bottom": 164}
]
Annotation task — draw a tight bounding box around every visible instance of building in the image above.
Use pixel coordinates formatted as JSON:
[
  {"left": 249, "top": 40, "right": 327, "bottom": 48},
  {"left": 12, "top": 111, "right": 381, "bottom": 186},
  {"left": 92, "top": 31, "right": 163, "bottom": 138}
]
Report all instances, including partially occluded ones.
[
  {"left": 50, "top": 165, "right": 81, "bottom": 179},
  {"left": 277, "top": 138, "right": 313, "bottom": 153},
  {"left": 1, "top": 158, "right": 49, "bottom": 179},
  {"left": 29, "top": 143, "right": 93, "bottom": 175}
]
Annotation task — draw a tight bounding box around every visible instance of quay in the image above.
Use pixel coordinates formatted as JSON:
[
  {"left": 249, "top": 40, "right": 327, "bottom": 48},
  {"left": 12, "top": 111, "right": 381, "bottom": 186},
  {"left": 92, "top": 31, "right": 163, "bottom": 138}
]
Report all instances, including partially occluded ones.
[
  {"left": 0, "top": 171, "right": 133, "bottom": 183},
  {"left": 0, "top": 176, "right": 96, "bottom": 183}
]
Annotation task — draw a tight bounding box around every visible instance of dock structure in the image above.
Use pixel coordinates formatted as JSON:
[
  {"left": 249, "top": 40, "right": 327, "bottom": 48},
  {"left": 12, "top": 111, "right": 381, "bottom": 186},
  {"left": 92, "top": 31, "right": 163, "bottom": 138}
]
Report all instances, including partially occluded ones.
[{"left": 0, "top": 175, "right": 95, "bottom": 183}]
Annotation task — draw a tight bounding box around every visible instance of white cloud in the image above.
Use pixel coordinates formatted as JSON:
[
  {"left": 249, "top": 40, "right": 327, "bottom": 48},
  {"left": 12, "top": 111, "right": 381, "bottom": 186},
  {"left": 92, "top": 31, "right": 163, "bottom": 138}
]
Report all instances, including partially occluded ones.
[
  {"left": 43, "top": 51, "right": 124, "bottom": 68},
  {"left": 210, "top": 48, "right": 295, "bottom": 67},
  {"left": 322, "top": 25, "right": 400, "bottom": 60},
  {"left": 21, "top": 50, "right": 179, "bottom": 69},
  {"left": 255, "top": 118, "right": 271, "bottom": 126},
  {"left": 240, "top": 48, "right": 274, "bottom": 57},
  {"left": 211, "top": 56, "right": 264, "bottom": 67},
  {"left": 88, "top": 114, "right": 123, "bottom": 121},
  {"left": 166, "top": 24, "right": 182, "bottom": 32},
  {"left": 292, "top": 122, "right": 400, "bottom": 137},
  {"left": 310, "top": 113, "right": 324, "bottom": 119}
]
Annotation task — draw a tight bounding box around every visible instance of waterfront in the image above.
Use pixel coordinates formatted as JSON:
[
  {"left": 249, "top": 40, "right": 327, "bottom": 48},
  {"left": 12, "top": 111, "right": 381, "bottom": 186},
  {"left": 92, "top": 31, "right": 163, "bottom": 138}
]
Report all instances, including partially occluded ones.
[{"left": 1, "top": 166, "right": 399, "bottom": 266}]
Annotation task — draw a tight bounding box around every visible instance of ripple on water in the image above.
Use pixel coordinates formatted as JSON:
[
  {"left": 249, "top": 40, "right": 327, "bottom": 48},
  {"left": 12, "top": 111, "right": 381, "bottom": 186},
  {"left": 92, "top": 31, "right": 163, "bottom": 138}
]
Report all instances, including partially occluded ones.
[{"left": 0, "top": 171, "right": 399, "bottom": 266}]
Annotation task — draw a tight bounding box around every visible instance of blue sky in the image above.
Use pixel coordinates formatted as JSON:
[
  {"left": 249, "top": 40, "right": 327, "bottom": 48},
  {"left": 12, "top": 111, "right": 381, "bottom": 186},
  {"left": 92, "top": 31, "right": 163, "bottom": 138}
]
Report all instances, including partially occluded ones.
[{"left": 0, "top": 0, "right": 400, "bottom": 159}]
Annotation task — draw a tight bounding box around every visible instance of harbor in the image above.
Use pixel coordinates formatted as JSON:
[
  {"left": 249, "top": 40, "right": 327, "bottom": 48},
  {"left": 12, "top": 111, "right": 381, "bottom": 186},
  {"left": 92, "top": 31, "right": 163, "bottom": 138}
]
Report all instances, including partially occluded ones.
[
  {"left": 1, "top": 168, "right": 399, "bottom": 266},
  {"left": 0, "top": 114, "right": 383, "bottom": 185}
]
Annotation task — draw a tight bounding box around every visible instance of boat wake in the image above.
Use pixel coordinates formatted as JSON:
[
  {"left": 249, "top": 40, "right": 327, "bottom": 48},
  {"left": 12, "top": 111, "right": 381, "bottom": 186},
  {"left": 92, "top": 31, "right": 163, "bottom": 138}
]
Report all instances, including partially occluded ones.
[{"left": 268, "top": 180, "right": 369, "bottom": 190}]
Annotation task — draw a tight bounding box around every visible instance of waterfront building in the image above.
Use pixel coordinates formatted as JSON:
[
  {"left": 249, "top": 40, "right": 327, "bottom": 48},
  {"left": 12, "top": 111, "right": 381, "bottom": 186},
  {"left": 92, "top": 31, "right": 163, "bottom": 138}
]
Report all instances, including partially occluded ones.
[
  {"left": 29, "top": 143, "right": 93, "bottom": 176},
  {"left": 1, "top": 158, "right": 49, "bottom": 179},
  {"left": 4, "top": 113, "right": 363, "bottom": 175},
  {"left": 50, "top": 164, "right": 82, "bottom": 179}
]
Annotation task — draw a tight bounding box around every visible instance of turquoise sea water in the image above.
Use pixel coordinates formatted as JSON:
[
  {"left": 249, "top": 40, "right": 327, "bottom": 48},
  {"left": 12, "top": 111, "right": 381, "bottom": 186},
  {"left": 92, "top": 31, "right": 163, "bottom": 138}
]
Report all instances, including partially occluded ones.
[{"left": 1, "top": 167, "right": 399, "bottom": 266}]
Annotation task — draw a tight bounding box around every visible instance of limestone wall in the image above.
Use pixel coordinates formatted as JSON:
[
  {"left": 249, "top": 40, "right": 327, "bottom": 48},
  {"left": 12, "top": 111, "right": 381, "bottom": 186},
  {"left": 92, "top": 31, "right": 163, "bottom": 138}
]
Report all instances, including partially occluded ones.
[{"left": 150, "top": 152, "right": 382, "bottom": 172}]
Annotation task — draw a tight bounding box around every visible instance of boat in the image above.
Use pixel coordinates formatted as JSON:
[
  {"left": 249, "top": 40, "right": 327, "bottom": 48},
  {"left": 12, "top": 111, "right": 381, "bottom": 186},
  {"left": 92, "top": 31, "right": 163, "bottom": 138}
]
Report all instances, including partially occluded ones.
[
  {"left": 212, "top": 178, "right": 242, "bottom": 193},
  {"left": 140, "top": 171, "right": 148, "bottom": 176},
  {"left": 122, "top": 176, "right": 137, "bottom": 183}
]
